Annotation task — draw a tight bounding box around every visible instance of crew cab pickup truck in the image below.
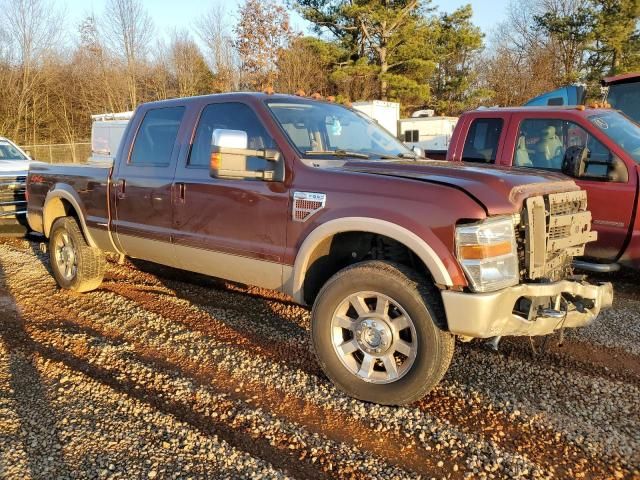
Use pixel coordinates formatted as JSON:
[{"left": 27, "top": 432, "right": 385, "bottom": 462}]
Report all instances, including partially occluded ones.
[
  {"left": 446, "top": 106, "right": 640, "bottom": 271},
  {"left": 26, "top": 93, "right": 613, "bottom": 405}
]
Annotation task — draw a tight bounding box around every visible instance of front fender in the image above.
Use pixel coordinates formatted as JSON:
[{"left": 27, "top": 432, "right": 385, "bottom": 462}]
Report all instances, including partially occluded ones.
[{"left": 289, "top": 216, "right": 464, "bottom": 305}]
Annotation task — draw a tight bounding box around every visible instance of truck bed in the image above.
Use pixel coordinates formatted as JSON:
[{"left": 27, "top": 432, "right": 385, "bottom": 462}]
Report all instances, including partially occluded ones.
[{"left": 27, "top": 161, "right": 113, "bottom": 239}]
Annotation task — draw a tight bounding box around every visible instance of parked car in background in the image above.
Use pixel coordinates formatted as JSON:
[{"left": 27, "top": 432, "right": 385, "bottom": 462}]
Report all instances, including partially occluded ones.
[
  {"left": 524, "top": 73, "right": 640, "bottom": 124},
  {"left": 446, "top": 106, "right": 640, "bottom": 270},
  {"left": 0, "top": 137, "right": 31, "bottom": 235},
  {"left": 89, "top": 112, "right": 133, "bottom": 164},
  {"left": 26, "top": 93, "right": 612, "bottom": 406}
]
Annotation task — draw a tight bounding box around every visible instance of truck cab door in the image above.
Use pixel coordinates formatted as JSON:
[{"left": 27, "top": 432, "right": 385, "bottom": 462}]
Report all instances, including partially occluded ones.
[
  {"left": 171, "top": 101, "right": 289, "bottom": 290},
  {"left": 509, "top": 116, "right": 637, "bottom": 261},
  {"left": 111, "top": 106, "right": 186, "bottom": 266}
]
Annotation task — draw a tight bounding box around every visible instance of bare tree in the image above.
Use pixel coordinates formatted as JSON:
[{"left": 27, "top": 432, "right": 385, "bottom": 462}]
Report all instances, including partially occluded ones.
[
  {"left": 102, "top": 0, "right": 154, "bottom": 107},
  {"left": 197, "top": 4, "right": 238, "bottom": 92},
  {"left": 168, "top": 31, "right": 214, "bottom": 97},
  {"left": 0, "top": 0, "right": 63, "bottom": 143}
]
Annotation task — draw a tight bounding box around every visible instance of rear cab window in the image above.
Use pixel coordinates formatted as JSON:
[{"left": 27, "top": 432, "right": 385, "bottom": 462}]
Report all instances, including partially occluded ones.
[
  {"left": 129, "top": 107, "right": 185, "bottom": 167},
  {"left": 461, "top": 118, "right": 504, "bottom": 164}
]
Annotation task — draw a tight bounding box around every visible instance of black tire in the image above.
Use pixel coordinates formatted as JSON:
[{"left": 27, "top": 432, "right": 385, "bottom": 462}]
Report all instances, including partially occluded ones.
[
  {"left": 311, "top": 260, "right": 455, "bottom": 406},
  {"left": 49, "top": 216, "right": 105, "bottom": 292}
]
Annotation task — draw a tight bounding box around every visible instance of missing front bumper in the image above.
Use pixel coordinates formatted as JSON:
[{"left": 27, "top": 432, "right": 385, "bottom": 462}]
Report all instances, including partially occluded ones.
[{"left": 441, "top": 280, "right": 613, "bottom": 338}]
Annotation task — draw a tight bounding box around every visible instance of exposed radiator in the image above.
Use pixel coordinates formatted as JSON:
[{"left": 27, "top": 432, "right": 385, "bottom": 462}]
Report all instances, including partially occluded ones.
[{"left": 523, "top": 190, "right": 597, "bottom": 281}]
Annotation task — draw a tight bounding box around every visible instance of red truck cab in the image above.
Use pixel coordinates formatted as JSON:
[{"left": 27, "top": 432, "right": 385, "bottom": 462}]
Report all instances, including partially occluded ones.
[{"left": 446, "top": 106, "right": 640, "bottom": 270}]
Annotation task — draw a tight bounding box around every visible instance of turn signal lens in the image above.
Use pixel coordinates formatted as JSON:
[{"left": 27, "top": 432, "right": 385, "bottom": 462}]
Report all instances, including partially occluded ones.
[
  {"left": 210, "top": 152, "right": 221, "bottom": 170},
  {"left": 458, "top": 241, "right": 513, "bottom": 260}
]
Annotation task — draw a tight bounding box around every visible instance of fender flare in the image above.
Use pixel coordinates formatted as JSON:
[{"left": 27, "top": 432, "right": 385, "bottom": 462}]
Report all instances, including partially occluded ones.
[
  {"left": 290, "top": 217, "right": 455, "bottom": 304},
  {"left": 43, "top": 186, "right": 97, "bottom": 248}
]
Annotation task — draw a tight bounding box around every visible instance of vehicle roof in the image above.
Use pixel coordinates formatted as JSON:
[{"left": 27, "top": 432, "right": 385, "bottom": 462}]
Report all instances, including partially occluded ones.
[
  {"left": 140, "top": 92, "right": 338, "bottom": 109},
  {"left": 602, "top": 72, "right": 640, "bottom": 86},
  {"left": 466, "top": 106, "right": 613, "bottom": 117}
]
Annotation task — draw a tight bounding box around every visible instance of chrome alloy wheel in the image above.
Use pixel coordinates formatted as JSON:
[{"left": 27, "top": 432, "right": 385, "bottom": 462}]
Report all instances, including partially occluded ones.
[
  {"left": 330, "top": 291, "right": 418, "bottom": 384},
  {"left": 53, "top": 231, "right": 77, "bottom": 281}
]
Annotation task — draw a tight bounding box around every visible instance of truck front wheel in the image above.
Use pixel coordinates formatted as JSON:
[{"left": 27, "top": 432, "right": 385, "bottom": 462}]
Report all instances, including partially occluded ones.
[
  {"left": 311, "top": 260, "right": 454, "bottom": 405},
  {"left": 50, "top": 216, "right": 105, "bottom": 292}
]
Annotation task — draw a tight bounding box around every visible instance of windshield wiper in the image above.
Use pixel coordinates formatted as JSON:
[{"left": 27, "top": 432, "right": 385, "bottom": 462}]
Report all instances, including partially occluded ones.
[
  {"left": 304, "top": 149, "right": 370, "bottom": 159},
  {"left": 377, "top": 152, "right": 419, "bottom": 160}
]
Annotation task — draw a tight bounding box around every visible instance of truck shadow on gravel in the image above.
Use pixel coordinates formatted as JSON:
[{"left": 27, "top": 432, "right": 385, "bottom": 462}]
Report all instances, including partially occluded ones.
[
  {"left": 0, "top": 246, "right": 328, "bottom": 480},
  {"left": 0, "top": 262, "right": 72, "bottom": 480}
]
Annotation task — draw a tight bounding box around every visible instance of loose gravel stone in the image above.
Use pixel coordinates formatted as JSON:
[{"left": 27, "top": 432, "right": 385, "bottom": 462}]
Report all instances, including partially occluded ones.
[{"left": 0, "top": 238, "right": 637, "bottom": 479}]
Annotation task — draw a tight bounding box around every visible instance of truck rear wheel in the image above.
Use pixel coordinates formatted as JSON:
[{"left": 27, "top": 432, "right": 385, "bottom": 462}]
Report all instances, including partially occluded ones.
[
  {"left": 311, "top": 260, "right": 454, "bottom": 406},
  {"left": 50, "top": 216, "right": 105, "bottom": 292}
]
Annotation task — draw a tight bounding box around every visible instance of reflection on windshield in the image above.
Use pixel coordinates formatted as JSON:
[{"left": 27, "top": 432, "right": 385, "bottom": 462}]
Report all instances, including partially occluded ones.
[
  {"left": 588, "top": 112, "right": 640, "bottom": 164},
  {"left": 0, "top": 142, "right": 27, "bottom": 161},
  {"left": 266, "top": 100, "right": 412, "bottom": 160}
]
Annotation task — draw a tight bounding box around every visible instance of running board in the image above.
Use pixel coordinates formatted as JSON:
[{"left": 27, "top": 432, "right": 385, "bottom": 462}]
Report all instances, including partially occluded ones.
[{"left": 573, "top": 260, "right": 620, "bottom": 273}]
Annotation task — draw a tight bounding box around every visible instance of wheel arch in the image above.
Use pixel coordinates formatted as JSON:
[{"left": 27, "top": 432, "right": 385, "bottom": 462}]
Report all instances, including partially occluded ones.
[
  {"left": 290, "top": 217, "right": 456, "bottom": 305},
  {"left": 43, "top": 186, "right": 97, "bottom": 248}
]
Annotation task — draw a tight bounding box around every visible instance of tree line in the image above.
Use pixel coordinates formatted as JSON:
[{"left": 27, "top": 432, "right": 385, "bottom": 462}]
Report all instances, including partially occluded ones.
[{"left": 0, "top": 0, "right": 638, "bottom": 147}]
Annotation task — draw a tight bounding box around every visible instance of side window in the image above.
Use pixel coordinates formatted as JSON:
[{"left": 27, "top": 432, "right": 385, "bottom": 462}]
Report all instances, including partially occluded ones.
[
  {"left": 189, "top": 102, "right": 275, "bottom": 169},
  {"left": 461, "top": 118, "right": 503, "bottom": 163},
  {"left": 130, "top": 107, "right": 185, "bottom": 166},
  {"left": 514, "top": 118, "right": 614, "bottom": 180},
  {"left": 403, "top": 130, "right": 419, "bottom": 142}
]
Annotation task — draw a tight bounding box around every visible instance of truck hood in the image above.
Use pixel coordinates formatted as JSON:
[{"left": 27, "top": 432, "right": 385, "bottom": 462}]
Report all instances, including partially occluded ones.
[
  {"left": 0, "top": 159, "right": 30, "bottom": 175},
  {"left": 341, "top": 160, "right": 581, "bottom": 216}
]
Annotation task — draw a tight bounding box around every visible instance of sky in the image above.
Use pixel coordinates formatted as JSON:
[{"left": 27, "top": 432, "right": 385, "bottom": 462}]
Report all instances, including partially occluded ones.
[{"left": 64, "top": 0, "right": 512, "bottom": 42}]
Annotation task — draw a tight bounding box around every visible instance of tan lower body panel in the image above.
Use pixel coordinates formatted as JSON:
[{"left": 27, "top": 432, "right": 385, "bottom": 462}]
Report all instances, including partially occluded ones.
[
  {"left": 116, "top": 234, "right": 287, "bottom": 293},
  {"left": 175, "top": 242, "right": 286, "bottom": 292}
]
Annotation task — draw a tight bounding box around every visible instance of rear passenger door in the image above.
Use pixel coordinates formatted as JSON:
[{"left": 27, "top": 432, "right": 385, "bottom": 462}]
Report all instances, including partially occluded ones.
[
  {"left": 171, "top": 101, "right": 289, "bottom": 290},
  {"left": 112, "top": 106, "right": 186, "bottom": 265}
]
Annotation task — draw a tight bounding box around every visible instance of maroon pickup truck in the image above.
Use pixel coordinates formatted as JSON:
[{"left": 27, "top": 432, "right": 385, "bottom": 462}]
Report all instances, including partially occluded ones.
[
  {"left": 445, "top": 106, "right": 640, "bottom": 271},
  {"left": 26, "top": 93, "right": 612, "bottom": 405}
]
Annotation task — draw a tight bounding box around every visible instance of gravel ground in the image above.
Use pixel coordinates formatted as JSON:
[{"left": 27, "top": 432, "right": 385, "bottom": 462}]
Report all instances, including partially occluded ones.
[{"left": 0, "top": 237, "right": 638, "bottom": 479}]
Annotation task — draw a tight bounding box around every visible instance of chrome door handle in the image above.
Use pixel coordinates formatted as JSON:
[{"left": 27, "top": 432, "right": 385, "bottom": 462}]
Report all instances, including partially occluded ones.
[{"left": 116, "top": 179, "right": 126, "bottom": 200}]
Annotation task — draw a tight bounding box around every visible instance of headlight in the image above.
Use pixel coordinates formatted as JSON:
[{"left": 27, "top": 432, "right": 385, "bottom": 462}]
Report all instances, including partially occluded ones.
[{"left": 456, "top": 217, "right": 519, "bottom": 292}]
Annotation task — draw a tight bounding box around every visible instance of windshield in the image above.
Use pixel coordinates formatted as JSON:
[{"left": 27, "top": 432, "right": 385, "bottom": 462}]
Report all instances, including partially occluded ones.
[
  {"left": 608, "top": 82, "right": 640, "bottom": 123},
  {"left": 0, "top": 141, "right": 27, "bottom": 161},
  {"left": 266, "top": 100, "right": 413, "bottom": 160},
  {"left": 588, "top": 111, "right": 640, "bottom": 164}
]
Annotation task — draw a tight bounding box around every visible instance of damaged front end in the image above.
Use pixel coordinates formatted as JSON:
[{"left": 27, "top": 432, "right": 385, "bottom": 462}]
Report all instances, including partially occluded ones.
[{"left": 443, "top": 190, "right": 613, "bottom": 339}]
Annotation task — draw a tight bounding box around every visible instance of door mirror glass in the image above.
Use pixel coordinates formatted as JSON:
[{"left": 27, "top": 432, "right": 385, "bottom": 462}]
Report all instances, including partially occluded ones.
[
  {"left": 210, "top": 128, "right": 283, "bottom": 182},
  {"left": 411, "top": 145, "right": 423, "bottom": 158},
  {"left": 562, "top": 146, "right": 589, "bottom": 178}
]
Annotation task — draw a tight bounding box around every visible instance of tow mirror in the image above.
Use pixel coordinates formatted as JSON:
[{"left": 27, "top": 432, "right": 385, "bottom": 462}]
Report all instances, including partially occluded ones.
[
  {"left": 209, "top": 129, "right": 284, "bottom": 182},
  {"left": 562, "top": 146, "right": 588, "bottom": 178},
  {"left": 411, "top": 146, "right": 424, "bottom": 158}
]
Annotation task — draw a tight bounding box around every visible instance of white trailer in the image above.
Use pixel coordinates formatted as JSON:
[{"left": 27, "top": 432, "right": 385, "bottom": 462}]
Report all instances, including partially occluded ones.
[
  {"left": 352, "top": 101, "right": 400, "bottom": 136},
  {"left": 398, "top": 116, "right": 458, "bottom": 154},
  {"left": 90, "top": 111, "right": 134, "bottom": 164}
]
